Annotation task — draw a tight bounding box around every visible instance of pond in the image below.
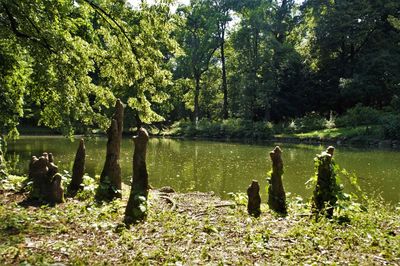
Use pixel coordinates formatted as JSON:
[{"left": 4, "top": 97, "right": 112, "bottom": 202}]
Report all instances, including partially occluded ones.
[{"left": 5, "top": 136, "right": 400, "bottom": 204}]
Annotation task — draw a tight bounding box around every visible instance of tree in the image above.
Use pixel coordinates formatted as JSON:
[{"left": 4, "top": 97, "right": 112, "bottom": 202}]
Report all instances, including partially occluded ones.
[
  {"left": 205, "top": 0, "right": 233, "bottom": 119},
  {"left": 0, "top": 0, "right": 176, "bottom": 136},
  {"left": 175, "top": 0, "right": 220, "bottom": 124},
  {"left": 300, "top": 0, "right": 400, "bottom": 112}
]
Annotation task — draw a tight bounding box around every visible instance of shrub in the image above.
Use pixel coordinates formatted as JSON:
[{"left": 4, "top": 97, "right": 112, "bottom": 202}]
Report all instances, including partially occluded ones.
[
  {"left": 176, "top": 118, "right": 274, "bottom": 139},
  {"left": 336, "top": 104, "right": 382, "bottom": 127},
  {"left": 381, "top": 114, "right": 400, "bottom": 140},
  {"left": 295, "top": 112, "right": 325, "bottom": 132}
]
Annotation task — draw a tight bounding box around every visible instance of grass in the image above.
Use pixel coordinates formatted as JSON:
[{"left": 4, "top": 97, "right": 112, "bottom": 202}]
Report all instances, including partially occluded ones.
[{"left": 0, "top": 175, "right": 399, "bottom": 265}]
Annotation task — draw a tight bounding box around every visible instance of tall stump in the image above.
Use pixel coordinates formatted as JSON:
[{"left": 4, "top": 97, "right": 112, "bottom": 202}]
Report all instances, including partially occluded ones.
[
  {"left": 268, "top": 146, "right": 287, "bottom": 214},
  {"left": 96, "top": 99, "right": 124, "bottom": 201},
  {"left": 67, "top": 139, "right": 86, "bottom": 196},
  {"left": 125, "top": 128, "right": 149, "bottom": 225},
  {"left": 247, "top": 180, "right": 261, "bottom": 218},
  {"left": 312, "top": 146, "right": 337, "bottom": 218},
  {"left": 29, "top": 153, "right": 64, "bottom": 204},
  {"left": 0, "top": 137, "right": 7, "bottom": 177}
]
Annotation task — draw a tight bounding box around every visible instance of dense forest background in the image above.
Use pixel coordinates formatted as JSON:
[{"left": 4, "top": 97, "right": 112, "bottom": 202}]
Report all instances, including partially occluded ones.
[{"left": 1, "top": 0, "right": 400, "bottom": 139}]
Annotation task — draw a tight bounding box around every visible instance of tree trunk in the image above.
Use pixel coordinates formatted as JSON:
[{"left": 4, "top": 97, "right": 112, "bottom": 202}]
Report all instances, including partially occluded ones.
[
  {"left": 125, "top": 128, "right": 149, "bottom": 225},
  {"left": 268, "top": 146, "right": 287, "bottom": 214},
  {"left": 96, "top": 99, "right": 124, "bottom": 201},
  {"left": 247, "top": 180, "right": 261, "bottom": 218},
  {"left": 67, "top": 139, "right": 86, "bottom": 196},
  {"left": 221, "top": 32, "right": 228, "bottom": 120},
  {"left": 194, "top": 76, "right": 200, "bottom": 125}
]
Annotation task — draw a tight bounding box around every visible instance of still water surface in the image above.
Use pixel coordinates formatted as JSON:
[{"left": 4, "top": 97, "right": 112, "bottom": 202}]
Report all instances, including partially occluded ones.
[{"left": 6, "top": 136, "right": 400, "bottom": 204}]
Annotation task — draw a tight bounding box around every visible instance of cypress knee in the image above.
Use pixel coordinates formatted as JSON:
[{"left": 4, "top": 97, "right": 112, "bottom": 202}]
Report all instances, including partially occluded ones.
[
  {"left": 125, "top": 128, "right": 149, "bottom": 225},
  {"left": 96, "top": 99, "right": 124, "bottom": 201},
  {"left": 67, "top": 139, "right": 86, "bottom": 196},
  {"left": 312, "top": 146, "right": 338, "bottom": 218},
  {"left": 268, "top": 146, "right": 287, "bottom": 214},
  {"left": 29, "top": 153, "right": 64, "bottom": 204},
  {"left": 247, "top": 180, "right": 261, "bottom": 218}
]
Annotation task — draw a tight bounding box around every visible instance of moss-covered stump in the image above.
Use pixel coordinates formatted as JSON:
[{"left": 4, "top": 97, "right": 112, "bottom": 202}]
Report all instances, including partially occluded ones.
[
  {"left": 125, "top": 128, "right": 150, "bottom": 225},
  {"left": 67, "top": 139, "right": 86, "bottom": 197},
  {"left": 96, "top": 99, "right": 124, "bottom": 201},
  {"left": 28, "top": 153, "right": 64, "bottom": 203},
  {"left": 312, "top": 146, "right": 338, "bottom": 218},
  {"left": 268, "top": 146, "right": 287, "bottom": 214},
  {"left": 247, "top": 180, "right": 261, "bottom": 218}
]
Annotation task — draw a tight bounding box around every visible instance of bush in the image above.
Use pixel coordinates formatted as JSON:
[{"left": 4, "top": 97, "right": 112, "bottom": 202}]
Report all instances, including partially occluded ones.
[
  {"left": 295, "top": 112, "right": 326, "bottom": 132},
  {"left": 381, "top": 114, "right": 400, "bottom": 140},
  {"left": 176, "top": 118, "right": 274, "bottom": 139},
  {"left": 336, "top": 104, "right": 382, "bottom": 127}
]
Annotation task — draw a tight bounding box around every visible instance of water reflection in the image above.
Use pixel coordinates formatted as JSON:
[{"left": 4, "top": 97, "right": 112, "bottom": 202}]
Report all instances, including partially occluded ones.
[{"left": 5, "top": 136, "right": 400, "bottom": 204}]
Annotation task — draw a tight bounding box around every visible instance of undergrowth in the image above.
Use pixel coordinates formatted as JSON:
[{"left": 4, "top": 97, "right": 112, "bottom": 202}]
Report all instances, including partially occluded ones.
[{"left": 0, "top": 175, "right": 399, "bottom": 264}]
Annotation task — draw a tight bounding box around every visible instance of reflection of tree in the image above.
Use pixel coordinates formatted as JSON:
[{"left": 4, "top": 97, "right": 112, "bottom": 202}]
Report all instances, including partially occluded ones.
[{"left": 9, "top": 137, "right": 398, "bottom": 203}]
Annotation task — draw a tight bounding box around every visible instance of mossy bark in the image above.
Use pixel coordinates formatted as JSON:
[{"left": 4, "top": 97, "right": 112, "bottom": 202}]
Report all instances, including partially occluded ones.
[
  {"left": 247, "top": 180, "right": 261, "bottom": 218},
  {"left": 29, "top": 153, "right": 64, "bottom": 204},
  {"left": 67, "top": 139, "right": 86, "bottom": 196},
  {"left": 125, "top": 128, "right": 149, "bottom": 225},
  {"left": 96, "top": 99, "right": 124, "bottom": 201},
  {"left": 312, "top": 146, "right": 337, "bottom": 218},
  {"left": 268, "top": 146, "right": 287, "bottom": 214}
]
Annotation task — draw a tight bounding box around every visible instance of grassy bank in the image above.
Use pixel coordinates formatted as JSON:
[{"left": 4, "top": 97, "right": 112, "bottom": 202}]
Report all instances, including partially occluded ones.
[{"left": 1, "top": 175, "right": 399, "bottom": 264}]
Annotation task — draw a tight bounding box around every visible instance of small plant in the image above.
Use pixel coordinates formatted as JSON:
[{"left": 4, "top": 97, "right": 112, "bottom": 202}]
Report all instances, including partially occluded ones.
[
  {"left": 227, "top": 192, "right": 247, "bottom": 206},
  {"left": 75, "top": 175, "right": 98, "bottom": 200}
]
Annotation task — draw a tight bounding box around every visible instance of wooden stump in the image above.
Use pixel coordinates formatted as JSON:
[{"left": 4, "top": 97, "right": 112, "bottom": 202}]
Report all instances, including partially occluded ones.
[
  {"left": 29, "top": 153, "right": 64, "bottom": 204},
  {"left": 268, "top": 146, "right": 287, "bottom": 214},
  {"left": 67, "top": 139, "right": 86, "bottom": 196},
  {"left": 125, "top": 128, "right": 149, "bottom": 225},
  {"left": 0, "top": 141, "right": 6, "bottom": 177},
  {"left": 247, "top": 180, "right": 261, "bottom": 218},
  {"left": 96, "top": 99, "right": 124, "bottom": 201},
  {"left": 312, "top": 146, "right": 337, "bottom": 218}
]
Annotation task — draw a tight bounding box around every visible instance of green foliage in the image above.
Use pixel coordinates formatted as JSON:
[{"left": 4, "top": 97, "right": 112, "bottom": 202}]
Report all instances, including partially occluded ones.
[
  {"left": 1, "top": 176, "right": 399, "bottom": 264},
  {"left": 0, "top": 0, "right": 177, "bottom": 136},
  {"left": 227, "top": 192, "right": 247, "bottom": 206},
  {"left": 95, "top": 175, "right": 121, "bottom": 201},
  {"left": 0, "top": 175, "right": 26, "bottom": 191},
  {"left": 74, "top": 174, "right": 98, "bottom": 201},
  {"left": 125, "top": 194, "right": 148, "bottom": 224},
  {"left": 336, "top": 104, "right": 382, "bottom": 127},
  {"left": 0, "top": 39, "right": 31, "bottom": 138},
  {"left": 294, "top": 112, "right": 326, "bottom": 132},
  {"left": 307, "top": 154, "right": 367, "bottom": 219},
  {"left": 175, "top": 118, "right": 274, "bottom": 139},
  {"left": 381, "top": 114, "right": 400, "bottom": 140}
]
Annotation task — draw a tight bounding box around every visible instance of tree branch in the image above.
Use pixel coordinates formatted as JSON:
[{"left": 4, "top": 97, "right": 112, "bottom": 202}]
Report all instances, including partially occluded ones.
[
  {"left": 82, "top": 0, "right": 141, "bottom": 66},
  {"left": 2, "top": 3, "right": 54, "bottom": 53}
]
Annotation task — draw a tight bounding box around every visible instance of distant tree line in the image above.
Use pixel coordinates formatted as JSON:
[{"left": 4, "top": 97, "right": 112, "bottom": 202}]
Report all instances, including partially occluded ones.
[{"left": 1, "top": 0, "right": 399, "bottom": 137}]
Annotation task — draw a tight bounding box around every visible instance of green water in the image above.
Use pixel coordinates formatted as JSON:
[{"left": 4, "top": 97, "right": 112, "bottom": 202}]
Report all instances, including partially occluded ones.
[{"left": 5, "top": 136, "right": 400, "bottom": 204}]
